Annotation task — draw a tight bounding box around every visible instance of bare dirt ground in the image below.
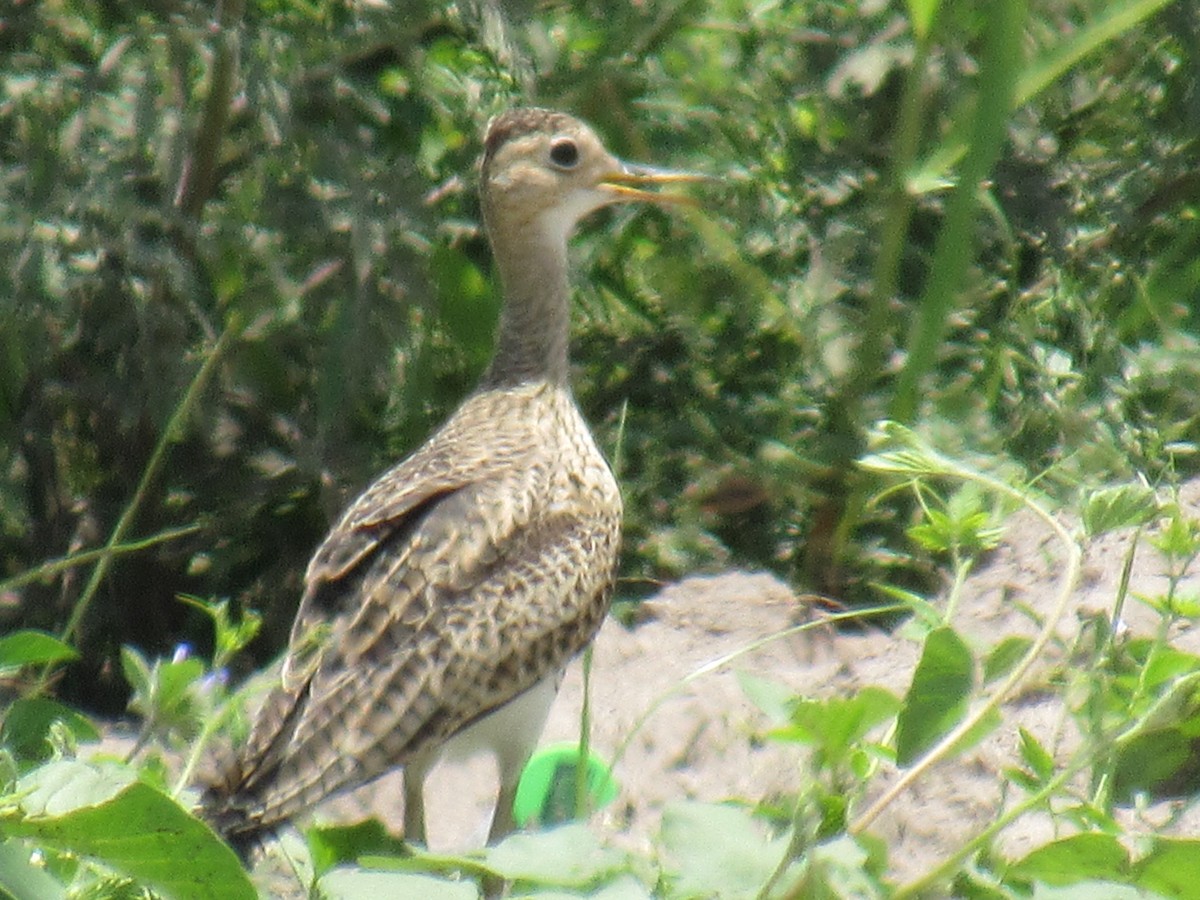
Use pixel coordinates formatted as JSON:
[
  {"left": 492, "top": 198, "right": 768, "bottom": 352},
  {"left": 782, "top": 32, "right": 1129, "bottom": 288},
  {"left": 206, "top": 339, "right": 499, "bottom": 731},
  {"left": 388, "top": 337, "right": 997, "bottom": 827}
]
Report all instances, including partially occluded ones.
[{"left": 324, "top": 480, "right": 1200, "bottom": 886}]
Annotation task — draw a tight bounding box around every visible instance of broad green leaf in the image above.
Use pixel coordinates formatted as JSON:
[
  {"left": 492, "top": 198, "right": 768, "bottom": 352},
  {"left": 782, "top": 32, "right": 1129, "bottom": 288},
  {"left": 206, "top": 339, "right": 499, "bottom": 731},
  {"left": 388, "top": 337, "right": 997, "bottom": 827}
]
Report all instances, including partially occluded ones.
[
  {"left": 1141, "top": 648, "right": 1200, "bottom": 694},
  {"left": 18, "top": 759, "right": 135, "bottom": 816},
  {"left": 583, "top": 874, "right": 655, "bottom": 900},
  {"left": 658, "top": 802, "right": 788, "bottom": 900},
  {"left": 10, "top": 761, "right": 253, "bottom": 900},
  {"left": 1112, "top": 729, "right": 1196, "bottom": 803},
  {"left": 0, "top": 699, "right": 100, "bottom": 762},
  {"left": 1134, "top": 839, "right": 1200, "bottom": 900},
  {"left": 431, "top": 244, "right": 498, "bottom": 371},
  {"left": 0, "top": 631, "right": 77, "bottom": 669},
  {"left": 896, "top": 627, "right": 973, "bottom": 765},
  {"left": 1008, "top": 834, "right": 1130, "bottom": 886},
  {"left": 484, "top": 824, "right": 627, "bottom": 888},
  {"left": 317, "top": 868, "right": 478, "bottom": 900}
]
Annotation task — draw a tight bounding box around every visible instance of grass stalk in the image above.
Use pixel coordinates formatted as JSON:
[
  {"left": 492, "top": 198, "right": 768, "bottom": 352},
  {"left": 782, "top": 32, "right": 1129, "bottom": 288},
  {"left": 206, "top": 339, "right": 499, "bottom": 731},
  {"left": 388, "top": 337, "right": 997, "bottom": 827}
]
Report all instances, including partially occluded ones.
[
  {"left": 890, "top": 0, "right": 1028, "bottom": 422},
  {"left": 51, "top": 323, "right": 240, "bottom": 660},
  {"left": 0, "top": 524, "right": 200, "bottom": 595}
]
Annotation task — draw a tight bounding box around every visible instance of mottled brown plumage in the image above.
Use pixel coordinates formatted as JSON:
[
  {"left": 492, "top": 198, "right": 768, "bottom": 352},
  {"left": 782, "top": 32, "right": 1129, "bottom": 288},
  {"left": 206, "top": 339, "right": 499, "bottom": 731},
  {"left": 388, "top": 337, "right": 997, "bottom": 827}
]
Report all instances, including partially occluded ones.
[{"left": 201, "top": 107, "right": 702, "bottom": 852}]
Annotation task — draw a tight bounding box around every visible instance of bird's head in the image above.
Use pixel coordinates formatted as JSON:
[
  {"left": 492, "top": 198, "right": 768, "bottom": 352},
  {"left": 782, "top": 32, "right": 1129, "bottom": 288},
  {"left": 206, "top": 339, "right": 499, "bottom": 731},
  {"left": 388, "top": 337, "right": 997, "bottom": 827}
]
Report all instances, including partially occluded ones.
[{"left": 480, "top": 107, "right": 705, "bottom": 243}]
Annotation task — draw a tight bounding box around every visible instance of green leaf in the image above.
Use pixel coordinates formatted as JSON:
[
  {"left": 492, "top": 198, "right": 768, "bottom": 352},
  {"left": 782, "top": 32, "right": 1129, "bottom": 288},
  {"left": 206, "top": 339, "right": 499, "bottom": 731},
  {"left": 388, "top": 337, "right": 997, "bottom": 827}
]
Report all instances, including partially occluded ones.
[
  {"left": 777, "top": 687, "right": 899, "bottom": 761},
  {"left": 484, "top": 824, "right": 627, "bottom": 888},
  {"left": 9, "top": 761, "right": 253, "bottom": 900},
  {"left": 1017, "top": 728, "right": 1055, "bottom": 782},
  {"left": 0, "top": 698, "right": 100, "bottom": 762},
  {"left": 1008, "top": 834, "right": 1130, "bottom": 886},
  {"left": 1150, "top": 511, "right": 1200, "bottom": 560},
  {"left": 736, "top": 672, "right": 796, "bottom": 725},
  {"left": 896, "top": 627, "right": 974, "bottom": 765},
  {"left": 904, "top": 0, "right": 942, "bottom": 40},
  {"left": 1134, "top": 839, "right": 1200, "bottom": 900},
  {"left": 307, "top": 818, "right": 408, "bottom": 877},
  {"left": 1004, "top": 766, "right": 1041, "bottom": 793},
  {"left": 1081, "top": 484, "right": 1159, "bottom": 536},
  {"left": 807, "top": 835, "right": 888, "bottom": 898},
  {"left": 907, "top": 486, "right": 1004, "bottom": 556},
  {"left": 432, "top": 245, "right": 499, "bottom": 371},
  {"left": 0, "top": 631, "right": 77, "bottom": 669},
  {"left": 18, "top": 759, "right": 135, "bottom": 815},
  {"left": 983, "top": 636, "right": 1032, "bottom": 684},
  {"left": 317, "top": 868, "right": 479, "bottom": 900},
  {"left": 658, "top": 802, "right": 788, "bottom": 900},
  {"left": 119, "top": 646, "right": 152, "bottom": 697},
  {"left": 1112, "top": 729, "right": 1197, "bottom": 802},
  {"left": 1014, "top": 0, "right": 1180, "bottom": 108}
]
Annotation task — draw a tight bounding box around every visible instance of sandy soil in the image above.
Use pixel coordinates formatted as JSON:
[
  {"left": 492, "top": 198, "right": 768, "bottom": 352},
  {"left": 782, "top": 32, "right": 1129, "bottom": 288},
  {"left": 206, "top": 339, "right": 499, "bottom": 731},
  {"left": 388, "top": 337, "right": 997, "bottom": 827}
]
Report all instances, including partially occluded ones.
[{"left": 320, "top": 480, "right": 1200, "bottom": 886}]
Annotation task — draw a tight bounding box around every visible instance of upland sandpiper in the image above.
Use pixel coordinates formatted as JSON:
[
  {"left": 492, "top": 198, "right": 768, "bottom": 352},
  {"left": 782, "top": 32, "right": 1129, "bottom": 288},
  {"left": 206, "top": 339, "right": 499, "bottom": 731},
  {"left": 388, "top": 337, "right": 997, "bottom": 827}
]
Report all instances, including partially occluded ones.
[{"left": 201, "top": 107, "right": 703, "bottom": 854}]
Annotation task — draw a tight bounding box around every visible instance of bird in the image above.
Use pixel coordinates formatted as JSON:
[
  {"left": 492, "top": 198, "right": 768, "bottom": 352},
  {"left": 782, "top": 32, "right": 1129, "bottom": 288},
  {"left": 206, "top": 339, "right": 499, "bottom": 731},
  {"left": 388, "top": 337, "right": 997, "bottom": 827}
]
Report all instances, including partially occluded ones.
[{"left": 201, "top": 107, "right": 705, "bottom": 855}]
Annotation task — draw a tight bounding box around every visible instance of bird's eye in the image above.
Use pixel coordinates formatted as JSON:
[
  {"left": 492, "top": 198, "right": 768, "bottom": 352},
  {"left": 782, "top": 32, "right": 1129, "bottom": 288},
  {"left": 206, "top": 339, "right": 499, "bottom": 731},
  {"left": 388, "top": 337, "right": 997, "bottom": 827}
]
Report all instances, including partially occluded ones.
[{"left": 549, "top": 138, "right": 579, "bottom": 168}]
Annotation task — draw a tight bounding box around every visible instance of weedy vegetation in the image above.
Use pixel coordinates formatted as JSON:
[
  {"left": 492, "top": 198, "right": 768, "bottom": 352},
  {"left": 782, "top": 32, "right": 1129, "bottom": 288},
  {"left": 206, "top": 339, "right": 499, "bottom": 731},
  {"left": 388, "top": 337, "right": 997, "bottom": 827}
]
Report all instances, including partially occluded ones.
[{"left": 3, "top": 0, "right": 1200, "bottom": 896}]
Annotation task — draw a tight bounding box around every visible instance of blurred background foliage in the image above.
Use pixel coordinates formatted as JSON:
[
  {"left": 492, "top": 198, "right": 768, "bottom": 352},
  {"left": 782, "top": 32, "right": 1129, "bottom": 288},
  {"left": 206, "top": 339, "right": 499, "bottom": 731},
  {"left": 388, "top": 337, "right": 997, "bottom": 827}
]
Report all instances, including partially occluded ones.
[{"left": 2, "top": 0, "right": 1198, "bottom": 711}]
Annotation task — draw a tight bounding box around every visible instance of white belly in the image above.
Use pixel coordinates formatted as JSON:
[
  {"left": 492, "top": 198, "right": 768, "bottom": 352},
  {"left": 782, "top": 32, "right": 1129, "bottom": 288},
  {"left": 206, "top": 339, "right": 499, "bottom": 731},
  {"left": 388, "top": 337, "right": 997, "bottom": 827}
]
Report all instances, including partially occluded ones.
[{"left": 438, "top": 673, "right": 561, "bottom": 771}]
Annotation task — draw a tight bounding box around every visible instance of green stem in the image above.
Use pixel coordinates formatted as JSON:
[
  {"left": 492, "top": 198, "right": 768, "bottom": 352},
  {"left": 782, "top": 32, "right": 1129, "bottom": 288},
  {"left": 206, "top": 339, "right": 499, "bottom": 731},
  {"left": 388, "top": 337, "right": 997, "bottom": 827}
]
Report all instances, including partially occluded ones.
[
  {"left": 0, "top": 524, "right": 200, "bottom": 595},
  {"left": 52, "top": 323, "right": 240, "bottom": 660},
  {"left": 575, "top": 646, "right": 594, "bottom": 821},
  {"left": 893, "top": 759, "right": 1077, "bottom": 899},
  {"left": 176, "top": 0, "right": 246, "bottom": 221},
  {"left": 941, "top": 553, "right": 974, "bottom": 626},
  {"left": 173, "top": 693, "right": 238, "bottom": 799}
]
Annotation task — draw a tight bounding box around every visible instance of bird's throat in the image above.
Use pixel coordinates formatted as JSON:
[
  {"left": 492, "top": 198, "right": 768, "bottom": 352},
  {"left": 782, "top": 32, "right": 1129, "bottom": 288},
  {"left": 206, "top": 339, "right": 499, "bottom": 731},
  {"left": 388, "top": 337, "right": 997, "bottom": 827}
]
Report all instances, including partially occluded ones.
[{"left": 483, "top": 224, "right": 574, "bottom": 387}]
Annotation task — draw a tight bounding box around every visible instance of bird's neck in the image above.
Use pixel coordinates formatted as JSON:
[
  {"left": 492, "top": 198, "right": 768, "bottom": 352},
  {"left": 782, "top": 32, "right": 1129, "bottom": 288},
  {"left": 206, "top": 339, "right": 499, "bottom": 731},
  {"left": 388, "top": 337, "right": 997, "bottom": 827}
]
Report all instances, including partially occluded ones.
[{"left": 482, "top": 220, "right": 573, "bottom": 388}]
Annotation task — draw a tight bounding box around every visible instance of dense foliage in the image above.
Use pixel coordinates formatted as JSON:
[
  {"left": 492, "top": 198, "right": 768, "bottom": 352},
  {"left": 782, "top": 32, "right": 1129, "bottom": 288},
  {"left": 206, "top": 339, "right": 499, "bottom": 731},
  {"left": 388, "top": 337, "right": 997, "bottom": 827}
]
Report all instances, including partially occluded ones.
[
  {"left": 3, "top": 0, "right": 1200, "bottom": 895},
  {"left": 4, "top": 0, "right": 1200, "bottom": 697}
]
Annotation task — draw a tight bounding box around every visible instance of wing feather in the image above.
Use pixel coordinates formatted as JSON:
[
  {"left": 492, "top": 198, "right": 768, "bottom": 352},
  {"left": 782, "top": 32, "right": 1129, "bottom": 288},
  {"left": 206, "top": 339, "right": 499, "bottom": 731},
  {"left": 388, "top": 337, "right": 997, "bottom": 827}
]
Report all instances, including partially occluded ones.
[{"left": 246, "top": 495, "right": 619, "bottom": 825}]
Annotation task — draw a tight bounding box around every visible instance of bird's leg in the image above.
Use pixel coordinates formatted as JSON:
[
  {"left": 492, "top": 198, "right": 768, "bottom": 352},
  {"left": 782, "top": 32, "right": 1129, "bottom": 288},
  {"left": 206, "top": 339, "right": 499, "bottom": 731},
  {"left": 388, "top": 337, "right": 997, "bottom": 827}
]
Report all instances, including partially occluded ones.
[
  {"left": 402, "top": 764, "right": 428, "bottom": 846},
  {"left": 488, "top": 774, "right": 519, "bottom": 843}
]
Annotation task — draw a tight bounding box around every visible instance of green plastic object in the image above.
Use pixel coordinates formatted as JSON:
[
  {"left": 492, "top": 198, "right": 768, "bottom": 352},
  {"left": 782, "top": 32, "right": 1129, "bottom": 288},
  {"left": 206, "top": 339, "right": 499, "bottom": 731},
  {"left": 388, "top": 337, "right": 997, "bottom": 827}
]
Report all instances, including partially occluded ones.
[{"left": 512, "top": 742, "right": 619, "bottom": 828}]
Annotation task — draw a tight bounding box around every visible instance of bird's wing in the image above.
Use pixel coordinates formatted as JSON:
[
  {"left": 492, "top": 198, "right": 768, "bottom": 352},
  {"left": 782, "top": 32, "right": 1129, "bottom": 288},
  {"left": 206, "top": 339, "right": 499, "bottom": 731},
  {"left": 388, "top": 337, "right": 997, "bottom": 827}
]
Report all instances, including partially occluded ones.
[
  {"left": 251, "top": 481, "right": 620, "bottom": 824},
  {"left": 225, "top": 420, "right": 511, "bottom": 797}
]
